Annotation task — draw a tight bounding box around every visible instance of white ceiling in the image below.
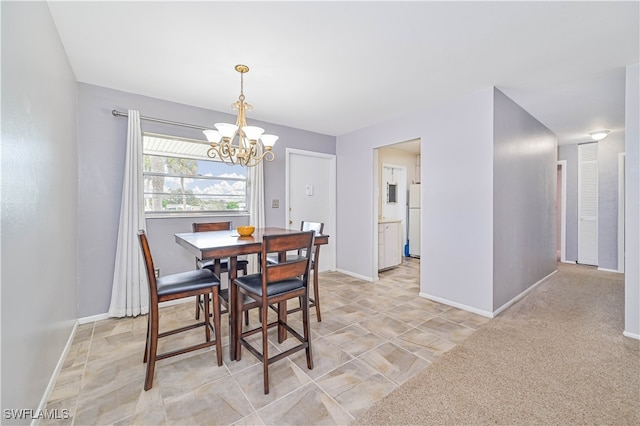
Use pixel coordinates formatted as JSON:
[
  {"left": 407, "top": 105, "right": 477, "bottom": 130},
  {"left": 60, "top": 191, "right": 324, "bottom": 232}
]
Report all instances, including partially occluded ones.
[{"left": 48, "top": 1, "right": 638, "bottom": 145}]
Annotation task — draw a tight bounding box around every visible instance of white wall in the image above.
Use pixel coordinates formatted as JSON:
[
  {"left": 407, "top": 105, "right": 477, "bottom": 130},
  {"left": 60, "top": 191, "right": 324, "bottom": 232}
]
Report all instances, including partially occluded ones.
[
  {"left": 1, "top": 2, "right": 78, "bottom": 418},
  {"left": 337, "top": 88, "right": 494, "bottom": 314},
  {"left": 625, "top": 63, "right": 639, "bottom": 338}
]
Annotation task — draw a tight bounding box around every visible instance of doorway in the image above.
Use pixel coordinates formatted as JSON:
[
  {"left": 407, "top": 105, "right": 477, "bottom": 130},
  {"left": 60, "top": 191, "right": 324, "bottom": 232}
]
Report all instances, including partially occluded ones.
[
  {"left": 373, "top": 139, "right": 421, "bottom": 279},
  {"left": 285, "top": 148, "right": 336, "bottom": 272}
]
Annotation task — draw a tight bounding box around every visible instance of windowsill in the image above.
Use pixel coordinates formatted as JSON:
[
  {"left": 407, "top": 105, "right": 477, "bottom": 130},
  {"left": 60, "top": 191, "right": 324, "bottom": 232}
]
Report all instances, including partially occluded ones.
[{"left": 145, "top": 212, "right": 250, "bottom": 220}]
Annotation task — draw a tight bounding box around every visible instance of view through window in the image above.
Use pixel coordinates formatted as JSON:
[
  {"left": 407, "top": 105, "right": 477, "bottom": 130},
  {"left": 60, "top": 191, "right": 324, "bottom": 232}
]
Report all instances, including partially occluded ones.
[{"left": 142, "top": 133, "right": 247, "bottom": 213}]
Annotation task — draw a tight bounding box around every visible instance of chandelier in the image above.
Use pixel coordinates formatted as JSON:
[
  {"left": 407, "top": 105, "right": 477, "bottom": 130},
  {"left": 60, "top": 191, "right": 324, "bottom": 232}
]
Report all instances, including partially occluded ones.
[{"left": 203, "top": 64, "right": 278, "bottom": 167}]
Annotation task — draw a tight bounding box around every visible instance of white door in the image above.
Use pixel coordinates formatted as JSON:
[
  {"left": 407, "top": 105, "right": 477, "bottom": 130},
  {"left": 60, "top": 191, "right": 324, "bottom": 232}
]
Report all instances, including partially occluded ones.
[
  {"left": 286, "top": 149, "right": 336, "bottom": 272},
  {"left": 381, "top": 164, "right": 407, "bottom": 245},
  {"left": 578, "top": 143, "right": 598, "bottom": 266}
]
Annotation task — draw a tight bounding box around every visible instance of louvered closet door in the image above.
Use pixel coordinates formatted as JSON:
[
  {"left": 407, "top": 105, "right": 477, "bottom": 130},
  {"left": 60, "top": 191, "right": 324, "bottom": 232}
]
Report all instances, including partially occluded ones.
[{"left": 578, "top": 143, "right": 598, "bottom": 266}]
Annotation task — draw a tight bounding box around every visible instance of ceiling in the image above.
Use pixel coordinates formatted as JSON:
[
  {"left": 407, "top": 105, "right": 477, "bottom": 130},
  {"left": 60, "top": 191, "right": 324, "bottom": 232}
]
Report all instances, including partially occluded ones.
[{"left": 48, "top": 1, "right": 638, "bottom": 145}]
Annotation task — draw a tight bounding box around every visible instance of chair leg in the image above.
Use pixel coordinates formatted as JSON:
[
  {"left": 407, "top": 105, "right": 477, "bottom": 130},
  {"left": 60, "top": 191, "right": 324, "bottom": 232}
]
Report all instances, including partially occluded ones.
[
  {"left": 277, "top": 301, "right": 286, "bottom": 343},
  {"left": 235, "top": 286, "right": 243, "bottom": 360},
  {"left": 302, "top": 292, "right": 313, "bottom": 370},
  {"left": 195, "top": 294, "right": 201, "bottom": 320},
  {"left": 211, "top": 288, "right": 223, "bottom": 366},
  {"left": 144, "top": 309, "right": 159, "bottom": 391},
  {"left": 204, "top": 293, "right": 211, "bottom": 342},
  {"left": 262, "top": 298, "right": 270, "bottom": 394},
  {"left": 143, "top": 312, "right": 151, "bottom": 363},
  {"left": 313, "top": 268, "right": 321, "bottom": 322}
]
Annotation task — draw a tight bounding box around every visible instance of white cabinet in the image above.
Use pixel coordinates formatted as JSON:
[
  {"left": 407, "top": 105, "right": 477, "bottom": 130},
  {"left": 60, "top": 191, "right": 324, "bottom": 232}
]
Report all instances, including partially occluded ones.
[{"left": 378, "top": 220, "right": 402, "bottom": 271}]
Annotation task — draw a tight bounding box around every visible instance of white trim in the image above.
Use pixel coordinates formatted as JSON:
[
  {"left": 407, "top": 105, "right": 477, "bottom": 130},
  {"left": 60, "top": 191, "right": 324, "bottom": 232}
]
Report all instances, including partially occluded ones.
[
  {"left": 623, "top": 331, "right": 640, "bottom": 340},
  {"left": 419, "top": 292, "right": 494, "bottom": 318},
  {"left": 372, "top": 149, "right": 380, "bottom": 281},
  {"left": 618, "top": 153, "right": 625, "bottom": 273},
  {"left": 285, "top": 148, "right": 337, "bottom": 271},
  {"left": 416, "top": 271, "right": 560, "bottom": 319},
  {"left": 335, "top": 268, "right": 374, "bottom": 282},
  {"left": 78, "top": 298, "right": 194, "bottom": 325},
  {"left": 492, "top": 269, "right": 558, "bottom": 317},
  {"left": 78, "top": 313, "right": 109, "bottom": 325},
  {"left": 558, "top": 160, "right": 567, "bottom": 263},
  {"left": 597, "top": 267, "right": 623, "bottom": 273},
  {"left": 33, "top": 321, "right": 78, "bottom": 426}
]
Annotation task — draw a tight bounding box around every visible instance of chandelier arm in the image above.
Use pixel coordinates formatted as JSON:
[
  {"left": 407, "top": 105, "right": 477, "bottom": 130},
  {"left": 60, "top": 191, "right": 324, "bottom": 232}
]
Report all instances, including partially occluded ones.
[
  {"left": 204, "top": 64, "right": 277, "bottom": 167},
  {"left": 243, "top": 150, "right": 275, "bottom": 167}
]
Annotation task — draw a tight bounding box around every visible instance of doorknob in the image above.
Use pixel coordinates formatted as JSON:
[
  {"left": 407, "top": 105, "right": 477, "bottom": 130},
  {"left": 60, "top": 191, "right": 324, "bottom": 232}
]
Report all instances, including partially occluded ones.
[{"left": 289, "top": 220, "right": 293, "bottom": 224}]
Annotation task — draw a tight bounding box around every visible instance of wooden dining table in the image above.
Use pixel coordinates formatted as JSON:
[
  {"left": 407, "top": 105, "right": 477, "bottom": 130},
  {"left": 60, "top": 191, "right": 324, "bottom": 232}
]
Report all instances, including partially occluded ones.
[{"left": 175, "top": 227, "right": 329, "bottom": 361}]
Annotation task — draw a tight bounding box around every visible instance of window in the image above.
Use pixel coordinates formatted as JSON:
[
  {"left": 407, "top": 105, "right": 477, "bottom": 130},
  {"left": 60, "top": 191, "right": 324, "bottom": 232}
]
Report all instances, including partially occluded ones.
[{"left": 142, "top": 133, "right": 247, "bottom": 213}]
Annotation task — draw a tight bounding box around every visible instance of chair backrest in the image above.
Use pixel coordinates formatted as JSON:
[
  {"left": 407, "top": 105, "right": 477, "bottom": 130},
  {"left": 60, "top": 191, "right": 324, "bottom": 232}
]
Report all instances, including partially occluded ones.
[
  {"left": 263, "top": 231, "right": 315, "bottom": 285},
  {"left": 299, "top": 221, "right": 323, "bottom": 258},
  {"left": 192, "top": 221, "right": 232, "bottom": 232},
  {"left": 138, "top": 230, "right": 158, "bottom": 302},
  {"left": 301, "top": 221, "right": 324, "bottom": 234}
]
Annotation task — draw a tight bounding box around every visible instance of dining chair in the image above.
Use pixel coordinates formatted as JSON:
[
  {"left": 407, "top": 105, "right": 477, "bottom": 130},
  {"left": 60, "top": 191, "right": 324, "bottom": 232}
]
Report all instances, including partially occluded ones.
[
  {"left": 192, "top": 222, "right": 249, "bottom": 324},
  {"left": 266, "top": 221, "right": 324, "bottom": 321},
  {"left": 138, "top": 230, "right": 222, "bottom": 391},
  {"left": 233, "top": 230, "right": 315, "bottom": 394}
]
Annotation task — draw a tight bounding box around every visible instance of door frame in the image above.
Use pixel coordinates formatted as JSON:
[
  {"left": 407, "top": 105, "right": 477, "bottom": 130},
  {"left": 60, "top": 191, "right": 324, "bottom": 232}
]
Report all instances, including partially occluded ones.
[
  {"left": 618, "top": 152, "right": 625, "bottom": 272},
  {"left": 558, "top": 160, "right": 567, "bottom": 263},
  {"left": 285, "top": 148, "right": 337, "bottom": 271}
]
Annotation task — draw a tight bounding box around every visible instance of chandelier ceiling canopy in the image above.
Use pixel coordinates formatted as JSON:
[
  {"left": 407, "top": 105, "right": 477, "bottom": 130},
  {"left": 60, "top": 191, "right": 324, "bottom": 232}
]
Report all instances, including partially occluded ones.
[{"left": 203, "top": 64, "right": 278, "bottom": 167}]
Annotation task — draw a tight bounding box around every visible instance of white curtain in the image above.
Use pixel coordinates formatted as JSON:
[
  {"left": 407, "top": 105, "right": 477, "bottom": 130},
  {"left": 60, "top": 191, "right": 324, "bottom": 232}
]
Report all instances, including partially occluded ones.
[
  {"left": 108, "top": 110, "right": 149, "bottom": 317},
  {"left": 247, "top": 160, "right": 266, "bottom": 273}
]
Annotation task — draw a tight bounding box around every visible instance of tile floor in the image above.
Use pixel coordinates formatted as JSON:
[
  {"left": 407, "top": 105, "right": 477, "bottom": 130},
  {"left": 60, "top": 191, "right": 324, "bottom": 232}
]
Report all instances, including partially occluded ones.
[{"left": 44, "top": 258, "right": 489, "bottom": 425}]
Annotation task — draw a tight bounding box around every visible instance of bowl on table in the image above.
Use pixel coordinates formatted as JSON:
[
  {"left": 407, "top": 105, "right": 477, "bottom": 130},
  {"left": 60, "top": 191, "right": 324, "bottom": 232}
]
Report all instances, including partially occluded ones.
[{"left": 237, "top": 226, "right": 255, "bottom": 237}]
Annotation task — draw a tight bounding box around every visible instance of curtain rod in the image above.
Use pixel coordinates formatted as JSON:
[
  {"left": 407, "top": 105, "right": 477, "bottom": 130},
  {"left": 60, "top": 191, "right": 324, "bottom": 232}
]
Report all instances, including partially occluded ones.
[{"left": 111, "top": 109, "right": 207, "bottom": 131}]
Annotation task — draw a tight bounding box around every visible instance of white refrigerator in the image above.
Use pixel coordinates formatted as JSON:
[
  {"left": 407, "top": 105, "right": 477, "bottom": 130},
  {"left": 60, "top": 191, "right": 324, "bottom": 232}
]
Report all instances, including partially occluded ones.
[{"left": 408, "top": 184, "right": 421, "bottom": 258}]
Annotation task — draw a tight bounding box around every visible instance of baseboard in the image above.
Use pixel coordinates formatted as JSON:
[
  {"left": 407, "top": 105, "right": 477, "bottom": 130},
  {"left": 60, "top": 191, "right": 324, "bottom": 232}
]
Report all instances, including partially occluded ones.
[
  {"left": 493, "top": 269, "right": 558, "bottom": 317},
  {"left": 32, "top": 321, "right": 78, "bottom": 426},
  {"left": 418, "top": 292, "right": 494, "bottom": 318},
  {"left": 597, "top": 267, "right": 623, "bottom": 273},
  {"left": 78, "top": 298, "right": 195, "bottom": 325},
  {"left": 335, "top": 268, "right": 373, "bottom": 282},
  {"left": 78, "top": 312, "right": 110, "bottom": 324},
  {"left": 623, "top": 331, "right": 640, "bottom": 340},
  {"left": 561, "top": 260, "right": 576, "bottom": 264}
]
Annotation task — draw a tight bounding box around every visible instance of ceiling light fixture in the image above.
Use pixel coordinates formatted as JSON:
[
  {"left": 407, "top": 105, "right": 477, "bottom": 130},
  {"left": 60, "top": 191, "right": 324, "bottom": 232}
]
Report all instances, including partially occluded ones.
[
  {"left": 203, "top": 64, "right": 278, "bottom": 167},
  {"left": 589, "top": 130, "right": 609, "bottom": 141}
]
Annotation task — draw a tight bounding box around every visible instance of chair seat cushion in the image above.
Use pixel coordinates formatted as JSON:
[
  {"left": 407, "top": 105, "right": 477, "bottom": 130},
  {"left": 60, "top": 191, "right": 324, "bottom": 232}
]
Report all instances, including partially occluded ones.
[
  {"left": 235, "top": 273, "right": 304, "bottom": 297},
  {"left": 157, "top": 269, "right": 219, "bottom": 296},
  {"left": 199, "top": 258, "right": 249, "bottom": 271}
]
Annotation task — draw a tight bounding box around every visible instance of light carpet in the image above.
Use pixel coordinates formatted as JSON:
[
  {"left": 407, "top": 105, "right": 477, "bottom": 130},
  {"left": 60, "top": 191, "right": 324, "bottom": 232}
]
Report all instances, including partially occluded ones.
[{"left": 354, "top": 263, "right": 639, "bottom": 425}]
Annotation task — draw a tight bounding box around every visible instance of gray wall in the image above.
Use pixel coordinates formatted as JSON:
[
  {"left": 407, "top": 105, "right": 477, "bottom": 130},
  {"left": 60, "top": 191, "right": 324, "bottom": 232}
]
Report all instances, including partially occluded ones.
[
  {"left": 557, "top": 135, "right": 625, "bottom": 270},
  {"left": 492, "top": 89, "right": 557, "bottom": 311},
  {"left": 1, "top": 2, "right": 78, "bottom": 418},
  {"left": 625, "top": 63, "right": 639, "bottom": 337},
  {"left": 77, "top": 83, "right": 335, "bottom": 317},
  {"left": 558, "top": 144, "right": 578, "bottom": 261}
]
